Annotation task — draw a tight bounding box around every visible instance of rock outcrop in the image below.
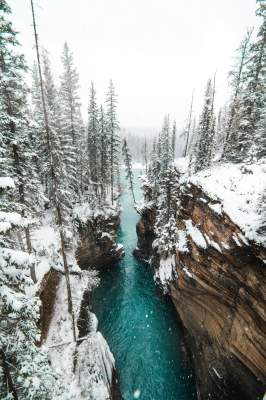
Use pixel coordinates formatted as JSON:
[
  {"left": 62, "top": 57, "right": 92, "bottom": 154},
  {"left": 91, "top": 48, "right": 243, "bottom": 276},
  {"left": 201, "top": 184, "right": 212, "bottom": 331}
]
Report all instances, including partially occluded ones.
[
  {"left": 135, "top": 184, "right": 266, "bottom": 400},
  {"left": 76, "top": 213, "right": 124, "bottom": 270}
]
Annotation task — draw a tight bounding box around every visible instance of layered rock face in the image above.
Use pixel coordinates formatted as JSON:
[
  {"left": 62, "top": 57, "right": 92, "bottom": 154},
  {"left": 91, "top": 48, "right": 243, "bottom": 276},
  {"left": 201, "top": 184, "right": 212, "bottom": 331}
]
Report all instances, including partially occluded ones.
[
  {"left": 135, "top": 184, "right": 266, "bottom": 400},
  {"left": 76, "top": 213, "right": 124, "bottom": 270}
]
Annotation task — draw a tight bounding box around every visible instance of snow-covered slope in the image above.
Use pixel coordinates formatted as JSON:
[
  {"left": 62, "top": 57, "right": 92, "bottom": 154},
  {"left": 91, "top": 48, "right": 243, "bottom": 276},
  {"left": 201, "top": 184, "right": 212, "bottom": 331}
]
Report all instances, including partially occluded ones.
[{"left": 187, "top": 161, "right": 266, "bottom": 246}]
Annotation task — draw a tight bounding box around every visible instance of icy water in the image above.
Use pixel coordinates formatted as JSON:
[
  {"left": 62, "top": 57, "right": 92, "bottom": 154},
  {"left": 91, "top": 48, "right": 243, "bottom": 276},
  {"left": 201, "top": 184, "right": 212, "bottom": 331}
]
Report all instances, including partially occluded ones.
[{"left": 93, "top": 173, "right": 196, "bottom": 400}]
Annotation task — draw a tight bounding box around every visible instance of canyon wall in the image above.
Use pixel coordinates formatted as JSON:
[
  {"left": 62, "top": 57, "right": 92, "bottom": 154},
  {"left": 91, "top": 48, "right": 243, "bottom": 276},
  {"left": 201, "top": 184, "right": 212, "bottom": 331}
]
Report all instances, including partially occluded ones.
[
  {"left": 39, "top": 212, "right": 123, "bottom": 400},
  {"left": 135, "top": 184, "right": 266, "bottom": 400}
]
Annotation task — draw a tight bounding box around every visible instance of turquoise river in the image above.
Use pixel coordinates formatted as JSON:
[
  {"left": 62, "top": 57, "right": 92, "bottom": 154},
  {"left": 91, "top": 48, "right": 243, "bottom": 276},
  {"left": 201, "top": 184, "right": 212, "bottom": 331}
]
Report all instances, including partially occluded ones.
[{"left": 93, "top": 173, "right": 196, "bottom": 400}]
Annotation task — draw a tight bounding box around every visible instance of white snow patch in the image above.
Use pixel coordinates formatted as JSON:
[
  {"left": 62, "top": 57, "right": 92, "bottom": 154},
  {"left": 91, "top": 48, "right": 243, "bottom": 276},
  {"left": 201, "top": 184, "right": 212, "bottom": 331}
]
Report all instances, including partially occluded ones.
[
  {"left": 155, "top": 255, "right": 176, "bottom": 286},
  {"left": 174, "top": 156, "right": 189, "bottom": 174},
  {"left": 183, "top": 267, "right": 193, "bottom": 278},
  {"left": 0, "top": 176, "right": 15, "bottom": 188},
  {"left": 209, "top": 203, "right": 222, "bottom": 215},
  {"left": 176, "top": 230, "right": 189, "bottom": 252},
  {"left": 189, "top": 162, "right": 266, "bottom": 245},
  {"left": 185, "top": 219, "right": 207, "bottom": 249}
]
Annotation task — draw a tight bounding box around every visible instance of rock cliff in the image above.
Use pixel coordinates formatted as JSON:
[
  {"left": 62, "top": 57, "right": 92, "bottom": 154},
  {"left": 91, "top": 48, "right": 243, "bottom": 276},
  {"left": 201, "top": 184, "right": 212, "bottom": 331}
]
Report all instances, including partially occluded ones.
[
  {"left": 135, "top": 183, "right": 266, "bottom": 400},
  {"left": 76, "top": 213, "right": 124, "bottom": 270}
]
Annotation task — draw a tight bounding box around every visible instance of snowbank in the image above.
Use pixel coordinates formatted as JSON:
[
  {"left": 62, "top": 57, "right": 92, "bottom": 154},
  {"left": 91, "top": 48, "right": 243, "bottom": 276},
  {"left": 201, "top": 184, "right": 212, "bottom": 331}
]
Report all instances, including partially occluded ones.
[
  {"left": 0, "top": 176, "right": 15, "bottom": 189},
  {"left": 188, "top": 161, "right": 266, "bottom": 245}
]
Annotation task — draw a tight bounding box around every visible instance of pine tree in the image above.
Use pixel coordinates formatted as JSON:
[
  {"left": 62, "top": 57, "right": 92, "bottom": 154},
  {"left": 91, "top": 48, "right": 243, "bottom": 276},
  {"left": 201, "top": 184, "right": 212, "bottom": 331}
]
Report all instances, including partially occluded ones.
[
  {"left": 213, "top": 106, "right": 228, "bottom": 160},
  {"left": 0, "top": 0, "right": 47, "bottom": 282},
  {"left": 30, "top": 0, "right": 76, "bottom": 342},
  {"left": 122, "top": 138, "right": 136, "bottom": 203},
  {"left": 160, "top": 115, "right": 171, "bottom": 172},
  {"left": 171, "top": 120, "right": 177, "bottom": 162},
  {"left": 251, "top": 0, "right": 266, "bottom": 161},
  {"left": 183, "top": 91, "right": 194, "bottom": 157},
  {"left": 237, "top": 7, "right": 265, "bottom": 162},
  {"left": 105, "top": 80, "right": 120, "bottom": 204},
  {"left": 193, "top": 78, "right": 216, "bottom": 173},
  {"left": 98, "top": 105, "right": 109, "bottom": 198},
  {"left": 0, "top": 182, "right": 59, "bottom": 399},
  {"left": 142, "top": 137, "right": 148, "bottom": 175},
  {"left": 87, "top": 82, "right": 99, "bottom": 195},
  {"left": 60, "top": 42, "right": 83, "bottom": 195},
  {"left": 223, "top": 30, "right": 253, "bottom": 161}
]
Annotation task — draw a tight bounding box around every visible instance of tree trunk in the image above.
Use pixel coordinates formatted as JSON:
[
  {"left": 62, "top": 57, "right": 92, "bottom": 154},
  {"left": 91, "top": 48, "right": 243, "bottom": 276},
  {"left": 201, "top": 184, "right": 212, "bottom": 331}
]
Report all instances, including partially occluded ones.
[{"left": 0, "top": 349, "right": 18, "bottom": 400}]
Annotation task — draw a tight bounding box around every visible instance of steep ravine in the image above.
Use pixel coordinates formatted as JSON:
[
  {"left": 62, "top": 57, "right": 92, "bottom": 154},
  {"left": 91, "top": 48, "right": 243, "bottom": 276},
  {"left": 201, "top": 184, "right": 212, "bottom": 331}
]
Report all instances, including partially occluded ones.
[{"left": 135, "top": 183, "right": 266, "bottom": 400}]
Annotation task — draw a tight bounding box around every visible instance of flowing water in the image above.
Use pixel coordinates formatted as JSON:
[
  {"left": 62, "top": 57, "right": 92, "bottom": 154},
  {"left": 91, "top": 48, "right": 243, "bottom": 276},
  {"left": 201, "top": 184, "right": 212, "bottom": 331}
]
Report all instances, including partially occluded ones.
[{"left": 93, "top": 173, "right": 196, "bottom": 400}]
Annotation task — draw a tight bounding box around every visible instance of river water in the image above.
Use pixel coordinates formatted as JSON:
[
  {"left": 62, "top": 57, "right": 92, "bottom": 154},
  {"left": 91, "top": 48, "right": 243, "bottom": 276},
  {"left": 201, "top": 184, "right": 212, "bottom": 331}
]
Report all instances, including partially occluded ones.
[{"left": 93, "top": 173, "right": 196, "bottom": 400}]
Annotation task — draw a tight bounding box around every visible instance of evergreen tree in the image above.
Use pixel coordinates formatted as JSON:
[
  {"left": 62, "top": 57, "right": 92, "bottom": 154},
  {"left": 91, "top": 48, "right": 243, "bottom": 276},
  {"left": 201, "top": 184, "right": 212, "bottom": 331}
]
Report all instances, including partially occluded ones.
[
  {"left": 183, "top": 91, "right": 194, "bottom": 157},
  {"left": 193, "top": 78, "right": 216, "bottom": 173},
  {"left": 30, "top": 0, "right": 76, "bottom": 341},
  {"left": 213, "top": 106, "right": 228, "bottom": 160},
  {"left": 237, "top": 7, "right": 265, "bottom": 162},
  {"left": 171, "top": 120, "right": 177, "bottom": 162},
  {"left": 105, "top": 80, "right": 120, "bottom": 204},
  {"left": 223, "top": 30, "right": 253, "bottom": 161},
  {"left": 0, "top": 179, "right": 59, "bottom": 398},
  {"left": 87, "top": 82, "right": 99, "bottom": 195},
  {"left": 60, "top": 42, "right": 83, "bottom": 194},
  {"left": 0, "top": 0, "right": 46, "bottom": 282},
  {"left": 98, "top": 105, "right": 109, "bottom": 198},
  {"left": 160, "top": 115, "right": 171, "bottom": 172},
  {"left": 122, "top": 138, "right": 136, "bottom": 203}
]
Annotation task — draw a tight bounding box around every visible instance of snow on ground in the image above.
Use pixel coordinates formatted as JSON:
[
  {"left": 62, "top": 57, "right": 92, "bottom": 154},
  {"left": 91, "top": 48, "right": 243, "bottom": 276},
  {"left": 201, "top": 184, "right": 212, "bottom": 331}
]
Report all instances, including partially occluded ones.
[
  {"left": 174, "top": 156, "right": 189, "bottom": 174},
  {"left": 188, "top": 161, "right": 266, "bottom": 245},
  {"left": 185, "top": 219, "right": 207, "bottom": 249},
  {"left": 0, "top": 176, "right": 15, "bottom": 188},
  {"left": 74, "top": 201, "right": 119, "bottom": 224}
]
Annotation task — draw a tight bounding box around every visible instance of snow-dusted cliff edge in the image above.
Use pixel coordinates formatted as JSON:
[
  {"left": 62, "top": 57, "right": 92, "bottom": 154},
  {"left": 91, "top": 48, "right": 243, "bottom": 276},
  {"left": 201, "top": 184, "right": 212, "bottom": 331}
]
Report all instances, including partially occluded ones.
[{"left": 134, "top": 165, "right": 266, "bottom": 400}]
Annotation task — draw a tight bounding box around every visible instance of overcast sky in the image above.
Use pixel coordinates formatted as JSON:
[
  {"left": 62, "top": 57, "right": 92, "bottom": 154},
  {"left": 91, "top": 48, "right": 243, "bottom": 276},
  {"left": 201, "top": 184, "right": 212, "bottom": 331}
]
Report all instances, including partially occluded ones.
[{"left": 9, "top": 0, "right": 260, "bottom": 133}]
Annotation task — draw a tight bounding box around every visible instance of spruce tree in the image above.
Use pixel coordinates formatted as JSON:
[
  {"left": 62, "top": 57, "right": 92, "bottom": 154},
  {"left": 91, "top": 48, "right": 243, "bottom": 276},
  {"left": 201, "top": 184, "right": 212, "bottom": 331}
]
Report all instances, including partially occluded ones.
[
  {"left": 0, "top": 179, "right": 60, "bottom": 399},
  {"left": 98, "top": 105, "right": 109, "bottom": 198},
  {"left": 87, "top": 81, "right": 99, "bottom": 195},
  {"left": 171, "top": 120, "right": 177, "bottom": 162},
  {"left": 30, "top": 0, "right": 76, "bottom": 341},
  {"left": 237, "top": 7, "right": 265, "bottom": 162},
  {"left": 0, "top": 0, "right": 45, "bottom": 282},
  {"left": 105, "top": 80, "right": 120, "bottom": 204},
  {"left": 223, "top": 30, "right": 253, "bottom": 162},
  {"left": 60, "top": 42, "right": 83, "bottom": 195},
  {"left": 122, "top": 138, "right": 136, "bottom": 203},
  {"left": 193, "top": 78, "right": 216, "bottom": 173}
]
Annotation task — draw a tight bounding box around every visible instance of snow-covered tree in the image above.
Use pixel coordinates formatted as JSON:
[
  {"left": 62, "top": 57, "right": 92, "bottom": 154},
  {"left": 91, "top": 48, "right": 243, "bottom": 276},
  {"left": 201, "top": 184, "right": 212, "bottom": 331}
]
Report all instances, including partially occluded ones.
[
  {"left": 0, "top": 178, "right": 59, "bottom": 399},
  {"left": 60, "top": 42, "right": 84, "bottom": 194},
  {"left": 87, "top": 82, "right": 99, "bottom": 195},
  {"left": 237, "top": 6, "right": 265, "bottom": 162},
  {"left": 192, "top": 78, "right": 216, "bottom": 173},
  {"left": 171, "top": 120, "right": 177, "bottom": 162},
  {"left": 222, "top": 30, "right": 253, "bottom": 162},
  {"left": 212, "top": 105, "right": 228, "bottom": 161},
  {"left": 122, "top": 138, "right": 136, "bottom": 203},
  {"left": 98, "top": 105, "right": 110, "bottom": 198},
  {"left": 105, "top": 80, "right": 120, "bottom": 204}
]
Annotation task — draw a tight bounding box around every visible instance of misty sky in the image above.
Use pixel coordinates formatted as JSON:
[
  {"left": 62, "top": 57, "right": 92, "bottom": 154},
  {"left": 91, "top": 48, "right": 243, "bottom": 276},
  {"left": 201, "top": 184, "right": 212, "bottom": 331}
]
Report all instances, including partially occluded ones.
[{"left": 9, "top": 0, "right": 260, "bottom": 133}]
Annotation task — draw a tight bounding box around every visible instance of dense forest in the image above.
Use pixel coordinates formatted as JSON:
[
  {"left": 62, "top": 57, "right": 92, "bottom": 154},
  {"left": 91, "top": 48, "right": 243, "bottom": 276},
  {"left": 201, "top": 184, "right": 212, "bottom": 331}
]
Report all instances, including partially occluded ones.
[{"left": 0, "top": 0, "right": 265, "bottom": 399}]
